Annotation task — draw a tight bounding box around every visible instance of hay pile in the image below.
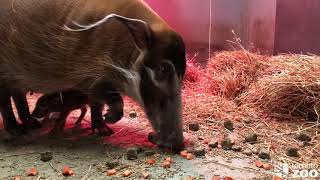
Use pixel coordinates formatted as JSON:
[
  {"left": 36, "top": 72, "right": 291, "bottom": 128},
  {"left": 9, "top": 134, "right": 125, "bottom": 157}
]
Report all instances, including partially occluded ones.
[
  {"left": 184, "top": 54, "right": 203, "bottom": 84},
  {"left": 182, "top": 51, "right": 267, "bottom": 123},
  {"left": 183, "top": 51, "right": 320, "bottom": 122},
  {"left": 203, "top": 51, "right": 269, "bottom": 99},
  {"left": 241, "top": 54, "right": 320, "bottom": 121}
]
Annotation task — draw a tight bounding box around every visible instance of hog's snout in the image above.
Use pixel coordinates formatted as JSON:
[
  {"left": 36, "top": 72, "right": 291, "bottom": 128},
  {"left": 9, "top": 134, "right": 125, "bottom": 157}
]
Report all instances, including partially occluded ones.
[
  {"left": 148, "top": 131, "right": 185, "bottom": 152},
  {"left": 161, "top": 130, "right": 185, "bottom": 151}
]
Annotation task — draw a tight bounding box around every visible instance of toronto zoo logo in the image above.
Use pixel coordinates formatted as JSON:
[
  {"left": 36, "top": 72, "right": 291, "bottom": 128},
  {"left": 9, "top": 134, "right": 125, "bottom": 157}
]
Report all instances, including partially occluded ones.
[{"left": 273, "top": 161, "right": 319, "bottom": 178}]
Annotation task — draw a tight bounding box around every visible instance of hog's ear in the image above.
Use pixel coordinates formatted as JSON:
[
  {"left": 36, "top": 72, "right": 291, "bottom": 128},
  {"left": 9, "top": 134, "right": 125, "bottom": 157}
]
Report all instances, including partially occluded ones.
[{"left": 112, "top": 15, "right": 153, "bottom": 51}]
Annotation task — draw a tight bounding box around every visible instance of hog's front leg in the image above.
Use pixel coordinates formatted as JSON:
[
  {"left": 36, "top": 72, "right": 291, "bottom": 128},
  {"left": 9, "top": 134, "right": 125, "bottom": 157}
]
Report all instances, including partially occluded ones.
[
  {"left": 0, "top": 88, "right": 25, "bottom": 136},
  {"left": 90, "top": 102, "right": 114, "bottom": 136},
  {"left": 103, "top": 92, "right": 124, "bottom": 124},
  {"left": 90, "top": 81, "right": 122, "bottom": 136},
  {"left": 11, "top": 90, "right": 41, "bottom": 129}
]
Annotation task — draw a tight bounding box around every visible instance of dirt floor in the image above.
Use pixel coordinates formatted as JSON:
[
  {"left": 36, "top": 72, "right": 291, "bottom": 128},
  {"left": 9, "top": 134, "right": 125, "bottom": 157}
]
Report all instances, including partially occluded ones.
[{"left": 0, "top": 95, "right": 280, "bottom": 180}]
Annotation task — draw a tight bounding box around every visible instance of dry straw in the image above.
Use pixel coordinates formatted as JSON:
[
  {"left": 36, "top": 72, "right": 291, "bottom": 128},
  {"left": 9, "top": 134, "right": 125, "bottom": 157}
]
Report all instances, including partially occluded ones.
[
  {"left": 241, "top": 54, "right": 320, "bottom": 121},
  {"left": 184, "top": 46, "right": 320, "bottom": 123}
]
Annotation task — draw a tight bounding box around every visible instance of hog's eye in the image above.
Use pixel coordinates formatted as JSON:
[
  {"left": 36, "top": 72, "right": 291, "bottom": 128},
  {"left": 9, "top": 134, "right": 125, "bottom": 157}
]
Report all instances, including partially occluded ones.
[
  {"left": 159, "top": 61, "right": 171, "bottom": 73},
  {"left": 160, "top": 66, "right": 165, "bottom": 72}
]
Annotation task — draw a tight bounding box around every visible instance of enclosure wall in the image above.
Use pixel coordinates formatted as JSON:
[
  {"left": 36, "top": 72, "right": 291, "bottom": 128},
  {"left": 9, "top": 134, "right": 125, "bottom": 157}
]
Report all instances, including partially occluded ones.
[
  {"left": 274, "top": 0, "right": 320, "bottom": 55},
  {"left": 145, "top": 0, "right": 276, "bottom": 55},
  {"left": 145, "top": 0, "right": 320, "bottom": 55}
]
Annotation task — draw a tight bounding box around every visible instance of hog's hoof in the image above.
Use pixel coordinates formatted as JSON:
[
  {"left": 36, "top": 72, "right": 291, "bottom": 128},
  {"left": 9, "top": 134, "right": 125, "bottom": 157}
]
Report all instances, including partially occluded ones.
[
  {"left": 157, "top": 143, "right": 185, "bottom": 153},
  {"left": 147, "top": 132, "right": 185, "bottom": 153},
  {"left": 93, "top": 125, "right": 114, "bottom": 136},
  {"left": 103, "top": 111, "right": 123, "bottom": 124},
  {"left": 170, "top": 143, "right": 185, "bottom": 153},
  {"left": 148, "top": 132, "right": 160, "bottom": 145}
]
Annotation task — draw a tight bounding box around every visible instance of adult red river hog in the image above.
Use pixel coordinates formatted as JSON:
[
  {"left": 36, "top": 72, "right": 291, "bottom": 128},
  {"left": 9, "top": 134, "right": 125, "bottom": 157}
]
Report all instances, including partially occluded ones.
[{"left": 0, "top": 0, "right": 186, "bottom": 150}]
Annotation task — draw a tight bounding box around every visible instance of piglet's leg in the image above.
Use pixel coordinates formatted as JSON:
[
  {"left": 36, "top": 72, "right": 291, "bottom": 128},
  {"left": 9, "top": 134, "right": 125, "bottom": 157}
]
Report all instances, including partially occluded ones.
[
  {"left": 50, "top": 111, "right": 70, "bottom": 135},
  {"left": 103, "top": 92, "right": 124, "bottom": 124},
  {"left": 75, "top": 107, "right": 87, "bottom": 126}
]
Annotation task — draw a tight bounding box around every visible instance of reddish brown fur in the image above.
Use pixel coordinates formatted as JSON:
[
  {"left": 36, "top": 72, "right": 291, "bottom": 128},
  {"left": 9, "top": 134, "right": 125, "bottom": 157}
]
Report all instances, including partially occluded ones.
[
  {"left": 0, "top": 0, "right": 176, "bottom": 95},
  {"left": 0, "top": 0, "right": 186, "bottom": 149}
]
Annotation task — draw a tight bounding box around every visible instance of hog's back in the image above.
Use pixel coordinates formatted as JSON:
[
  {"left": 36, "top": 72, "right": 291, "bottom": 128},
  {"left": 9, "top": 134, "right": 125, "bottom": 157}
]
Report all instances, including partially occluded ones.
[{"left": 0, "top": 0, "right": 145, "bottom": 93}]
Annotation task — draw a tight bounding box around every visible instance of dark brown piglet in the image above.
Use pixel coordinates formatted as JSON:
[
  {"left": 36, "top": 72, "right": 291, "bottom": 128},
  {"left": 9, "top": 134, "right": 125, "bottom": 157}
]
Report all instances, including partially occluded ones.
[{"left": 32, "top": 90, "right": 114, "bottom": 135}]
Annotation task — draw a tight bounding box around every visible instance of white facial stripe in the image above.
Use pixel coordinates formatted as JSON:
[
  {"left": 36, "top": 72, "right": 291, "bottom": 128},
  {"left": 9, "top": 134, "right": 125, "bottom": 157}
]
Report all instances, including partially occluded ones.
[
  {"left": 144, "top": 66, "right": 161, "bottom": 89},
  {"left": 109, "top": 63, "right": 135, "bottom": 79},
  {"left": 122, "top": 50, "right": 147, "bottom": 108},
  {"left": 124, "top": 71, "right": 144, "bottom": 108}
]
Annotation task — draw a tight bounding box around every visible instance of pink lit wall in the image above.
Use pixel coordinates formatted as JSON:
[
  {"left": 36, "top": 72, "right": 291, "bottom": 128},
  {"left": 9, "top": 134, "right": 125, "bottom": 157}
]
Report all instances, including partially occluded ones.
[
  {"left": 144, "top": 0, "right": 276, "bottom": 54},
  {"left": 145, "top": 0, "right": 320, "bottom": 55},
  {"left": 144, "top": 0, "right": 211, "bottom": 45},
  {"left": 274, "top": 0, "right": 320, "bottom": 55}
]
